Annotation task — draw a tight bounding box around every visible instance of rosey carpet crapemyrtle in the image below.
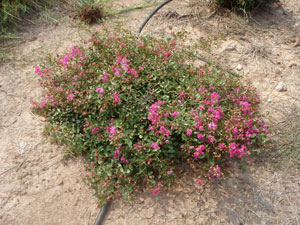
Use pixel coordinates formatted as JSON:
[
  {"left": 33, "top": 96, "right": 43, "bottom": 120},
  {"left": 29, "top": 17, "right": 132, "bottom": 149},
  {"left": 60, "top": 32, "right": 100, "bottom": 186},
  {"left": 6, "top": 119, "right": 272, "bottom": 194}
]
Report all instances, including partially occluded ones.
[{"left": 31, "top": 26, "right": 269, "bottom": 204}]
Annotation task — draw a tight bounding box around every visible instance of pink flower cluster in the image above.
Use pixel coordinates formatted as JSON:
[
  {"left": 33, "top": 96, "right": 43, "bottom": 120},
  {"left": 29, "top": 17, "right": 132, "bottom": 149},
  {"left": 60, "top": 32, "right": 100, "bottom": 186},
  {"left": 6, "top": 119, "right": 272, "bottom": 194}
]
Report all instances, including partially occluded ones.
[
  {"left": 208, "top": 165, "right": 222, "bottom": 179},
  {"left": 148, "top": 101, "right": 165, "bottom": 125},
  {"left": 58, "top": 45, "right": 83, "bottom": 68},
  {"left": 112, "top": 56, "right": 139, "bottom": 79},
  {"left": 228, "top": 143, "right": 247, "bottom": 158},
  {"left": 113, "top": 145, "right": 129, "bottom": 163},
  {"left": 193, "top": 145, "right": 205, "bottom": 159},
  {"left": 147, "top": 101, "right": 174, "bottom": 149}
]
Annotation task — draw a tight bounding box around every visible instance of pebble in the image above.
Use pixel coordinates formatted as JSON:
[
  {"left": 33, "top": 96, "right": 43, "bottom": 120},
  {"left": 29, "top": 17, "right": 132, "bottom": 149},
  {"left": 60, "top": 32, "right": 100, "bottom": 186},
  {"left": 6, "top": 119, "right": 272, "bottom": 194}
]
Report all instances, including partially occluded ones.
[
  {"left": 55, "top": 178, "right": 64, "bottom": 186},
  {"left": 275, "top": 83, "right": 287, "bottom": 92},
  {"left": 275, "top": 69, "right": 281, "bottom": 75},
  {"left": 236, "top": 64, "right": 243, "bottom": 71},
  {"left": 267, "top": 98, "right": 272, "bottom": 103}
]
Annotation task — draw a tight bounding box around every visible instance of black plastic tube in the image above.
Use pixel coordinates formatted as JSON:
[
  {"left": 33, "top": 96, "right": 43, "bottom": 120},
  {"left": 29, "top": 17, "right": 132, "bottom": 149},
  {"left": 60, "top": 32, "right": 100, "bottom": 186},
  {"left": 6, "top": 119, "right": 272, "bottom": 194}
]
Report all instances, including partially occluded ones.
[
  {"left": 138, "top": 0, "right": 173, "bottom": 36},
  {"left": 137, "top": 0, "right": 238, "bottom": 77},
  {"left": 93, "top": 201, "right": 111, "bottom": 225}
]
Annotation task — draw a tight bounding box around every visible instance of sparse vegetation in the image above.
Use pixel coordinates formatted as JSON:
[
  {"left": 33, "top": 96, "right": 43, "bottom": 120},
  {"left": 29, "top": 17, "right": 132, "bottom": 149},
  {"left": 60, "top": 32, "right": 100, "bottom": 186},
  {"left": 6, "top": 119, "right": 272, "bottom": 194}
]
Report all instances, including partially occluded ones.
[
  {"left": 0, "top": 0, "right": 56, "bottom": 39},
  {"left": 212, "top": 0, "right": 278, "bottom": 11},
  {"left": 71, "top": 0, "right": 106, "bottom": 24}
]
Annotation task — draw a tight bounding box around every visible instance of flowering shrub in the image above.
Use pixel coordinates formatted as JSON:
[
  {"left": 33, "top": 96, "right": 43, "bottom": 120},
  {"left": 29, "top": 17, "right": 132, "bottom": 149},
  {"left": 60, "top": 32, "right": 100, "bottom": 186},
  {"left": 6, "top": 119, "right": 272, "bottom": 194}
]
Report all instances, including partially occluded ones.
[{"left": 31, "top": 26, "right": 269, "bottom": 204}]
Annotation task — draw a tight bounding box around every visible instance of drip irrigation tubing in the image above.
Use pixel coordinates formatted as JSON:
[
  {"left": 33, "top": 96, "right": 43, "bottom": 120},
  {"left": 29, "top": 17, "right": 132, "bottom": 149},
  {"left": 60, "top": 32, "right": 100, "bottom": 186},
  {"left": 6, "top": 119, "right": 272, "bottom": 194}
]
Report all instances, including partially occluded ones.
[
  {"left": 137, "top": 0, "right": 239, "bottom": 77},
  {"left": 93, "top": 201, "right": 111, "bottom": 225},
  {"left": 138, "top": 0, "right": 173, "bottom": 35}
]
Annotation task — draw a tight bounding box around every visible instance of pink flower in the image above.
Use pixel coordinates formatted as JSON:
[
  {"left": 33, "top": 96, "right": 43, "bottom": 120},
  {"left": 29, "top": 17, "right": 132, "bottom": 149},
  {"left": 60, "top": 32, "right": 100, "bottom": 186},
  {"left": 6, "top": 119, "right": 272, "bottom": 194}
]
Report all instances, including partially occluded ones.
[
  {"left": 208, "top": 122, "right": 217, "bottom": 131},
  {"left": 151, "top": 142, "right": 160, "bottom": 149},
  {"left": 96, "top": 87, "right": 104, "bottom": 93},
  {"left": 167, "top": 170, "right": 174, "bottom": 175},
  {"left": 139, "top": 66, "right": 144, "bottom": 71},
  {"left": 94, "top": 153, "right": 98, "bottom": 158},
  {"left": 196, "top": 180, "right": 202, "bottom": 186},
  {"left": 209, "top": 165, "right": 222, "bottom": 179},
  {"left": 40, "top": 101, "right": 47, "bottom": 109},
  {"left": 91, "top": 128, "right": 99, "bottom": 134},
  {"left": 218, "top": 143, "right": 226, "bottom": 150},
  {"left": 113, "top": 92, "right": 120, "bottom": 103},
  {"left": 35, "top": 65, "right": 41, "bottom": 74},
  {"left": 171, "top": 111, "right": 179, "bottom": 117},
  {"left": 199, "top": 105, "right": 205, "bottom": 110},
  {"left": 153, "top": 189, "right": 159, "bottom": 195},
  {"left": 103, "top": 72, "right": 108, "bottom": 82},
  {"left": 67, "top": 94, "right": 74, "bottom": 100},
  {"left": 90, "top": 161, "right": 95, "bottom": 166},
  {"left": 109, "top": 126, "right": 116, "bottom": 134},
  {"left": 164, "top": 52, "right": 171, "bottom": 57},
  {"left": 130, "top": 69, "right": 138, "bottom": 77},
  {"left": 160, "top": 126, "right": 166, "bottom": 132},
  {"left": 196, "top": 145, "right": 205, "bottom": 153},
  {"left": 186, "top": 129, "right": 193, "bottom": 136},
  {"left": 164, "top": 113, "right": 169, "bottom": 117},
  {"left": 210, "top": 92, "right": 220, "bottom": 105},
  {"left": 197, "top": 133, "right": 204, "bottom": 139},
  {"left": 194, "top": 151, "right": 200, "bottom": 159},
  {"left": 207, "top": 134, "right": 216, "bottom": 143}
]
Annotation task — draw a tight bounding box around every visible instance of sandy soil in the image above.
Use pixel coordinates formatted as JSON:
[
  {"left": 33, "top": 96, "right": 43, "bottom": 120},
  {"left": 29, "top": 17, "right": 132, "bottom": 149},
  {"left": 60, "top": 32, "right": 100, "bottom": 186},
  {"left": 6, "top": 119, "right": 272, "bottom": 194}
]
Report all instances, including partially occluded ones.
[{"left": 0, "top": 0, "right": 300, "bottom": 224}]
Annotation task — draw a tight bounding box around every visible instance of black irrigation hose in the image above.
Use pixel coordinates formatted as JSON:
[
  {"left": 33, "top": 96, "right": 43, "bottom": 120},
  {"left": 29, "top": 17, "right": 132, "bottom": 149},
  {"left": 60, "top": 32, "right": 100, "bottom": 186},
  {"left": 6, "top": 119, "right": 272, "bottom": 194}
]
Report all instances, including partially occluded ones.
[
  {"left": 138, "top": 0, "right": 173, "bottom": 36},
  {"left": 93, "top": 201, "right": 111, "bottom": 225},
  {"left": 138, "top": 0, "right": 239, "bottom": 77}
]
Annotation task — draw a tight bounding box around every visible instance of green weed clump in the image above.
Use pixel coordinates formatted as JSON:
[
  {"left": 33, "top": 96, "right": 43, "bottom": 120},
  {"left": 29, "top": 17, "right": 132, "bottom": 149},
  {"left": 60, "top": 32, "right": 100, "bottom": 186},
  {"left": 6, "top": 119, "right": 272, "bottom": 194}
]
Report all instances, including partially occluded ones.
[
  {"left": 31, "top": 26, "right": 269, "bottom": 205},
  {"left": 212, "top": 0, "right": 276, "bottom": 11},
  {"left": 71, "top": 0, "right": 106, "bottom": 24}
]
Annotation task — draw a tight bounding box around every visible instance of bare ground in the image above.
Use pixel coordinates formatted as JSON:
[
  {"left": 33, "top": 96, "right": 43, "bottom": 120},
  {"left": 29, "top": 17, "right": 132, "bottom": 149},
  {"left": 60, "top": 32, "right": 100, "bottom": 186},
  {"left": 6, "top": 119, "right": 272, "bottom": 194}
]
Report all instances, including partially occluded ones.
[{"left": 0, "top": 0, "right": 300, "bottom": 224}]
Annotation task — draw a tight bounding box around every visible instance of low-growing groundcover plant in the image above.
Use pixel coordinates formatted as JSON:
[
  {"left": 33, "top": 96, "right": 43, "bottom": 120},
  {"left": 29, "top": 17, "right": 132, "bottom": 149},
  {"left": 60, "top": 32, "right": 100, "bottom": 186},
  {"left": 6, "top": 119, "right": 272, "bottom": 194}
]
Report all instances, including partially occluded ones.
[{"left": 31, "top": 26, "right": 269, "bottom": 205}]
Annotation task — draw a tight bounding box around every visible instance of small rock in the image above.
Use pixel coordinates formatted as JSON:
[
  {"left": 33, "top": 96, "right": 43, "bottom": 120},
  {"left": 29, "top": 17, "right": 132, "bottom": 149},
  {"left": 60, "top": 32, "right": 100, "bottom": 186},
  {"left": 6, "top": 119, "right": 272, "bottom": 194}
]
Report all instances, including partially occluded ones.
[
  {"left": 236, "top": 64, "right": 243, "bottom": 71},
  {"left": 275, "top": 83, "right": 287, "bottom": 92},
  {"left": 55, "top": 178, "right": 64, "bottom": 186},
  {"left": 275, "top": 69, "right": 281, "bottom": 75},
  {"left": 267, "top": 98, "right": 272, "bottom": 103}
]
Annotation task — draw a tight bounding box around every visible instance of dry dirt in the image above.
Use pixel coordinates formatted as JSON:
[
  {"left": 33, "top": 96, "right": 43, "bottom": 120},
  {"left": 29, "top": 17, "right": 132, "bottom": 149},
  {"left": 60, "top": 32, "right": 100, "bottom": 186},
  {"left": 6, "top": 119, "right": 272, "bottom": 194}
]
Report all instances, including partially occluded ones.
[{"left": 1, "top": 0, "right": 300, "bottom": 224}]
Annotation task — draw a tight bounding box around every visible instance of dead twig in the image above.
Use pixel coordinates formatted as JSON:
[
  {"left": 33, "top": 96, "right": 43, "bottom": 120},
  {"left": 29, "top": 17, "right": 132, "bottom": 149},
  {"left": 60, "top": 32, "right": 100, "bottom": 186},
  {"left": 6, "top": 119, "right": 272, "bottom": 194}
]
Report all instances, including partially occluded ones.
[
  {"left": 86, "top": 211, "right": 91, "bottom": 225},
  {"left": 0, "top": 165, "right": 17, "bottom": 176},
  {"left": 16, "top": 157, "right": 27, "bottom": 172},
  {"left": 30, "top": 111, "right": 45, "bottom": 122}
]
